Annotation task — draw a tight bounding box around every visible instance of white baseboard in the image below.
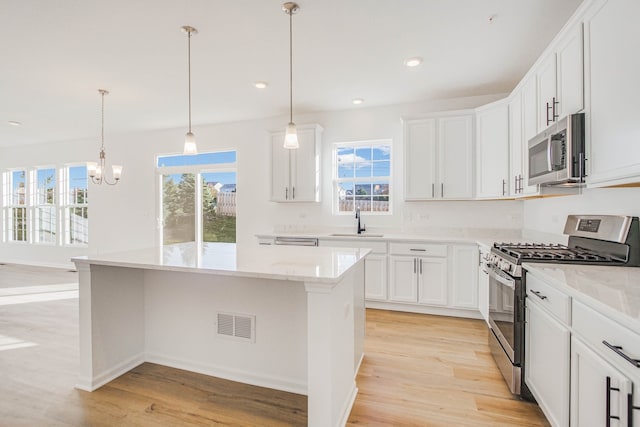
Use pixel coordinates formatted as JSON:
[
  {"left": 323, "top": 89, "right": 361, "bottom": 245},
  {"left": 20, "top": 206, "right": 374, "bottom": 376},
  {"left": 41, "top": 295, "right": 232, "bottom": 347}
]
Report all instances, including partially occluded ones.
[
  {"left": 75, "top": 354, "right": 145, "bottom": 391},
  {"left": 365, "top": 301, "right": 482, "bottom": 320},
  {"left": 338, "top": 383, "right": 358, "bottom": 427},
  {"left": 145, "top": 352, "right": 307, "bottom": 395}
]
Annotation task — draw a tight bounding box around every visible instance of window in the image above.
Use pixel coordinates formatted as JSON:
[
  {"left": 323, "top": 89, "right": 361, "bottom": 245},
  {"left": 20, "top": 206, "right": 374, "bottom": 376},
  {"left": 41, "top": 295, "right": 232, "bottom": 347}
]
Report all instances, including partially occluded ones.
[
  {"left": 334, "top": 141, "right": 391, "bottom": 214},
  {"left": 3, "top": 170, "right": 28, "bottom": 242},
  {"left": 63, "top": 165, "right": 88, "bottom": 245},
  {"left": 158, "top": 152, "right": 237, "bottom": 246},
  {"left": 33, "top": 168, "right": 57, "bottom": 244}
]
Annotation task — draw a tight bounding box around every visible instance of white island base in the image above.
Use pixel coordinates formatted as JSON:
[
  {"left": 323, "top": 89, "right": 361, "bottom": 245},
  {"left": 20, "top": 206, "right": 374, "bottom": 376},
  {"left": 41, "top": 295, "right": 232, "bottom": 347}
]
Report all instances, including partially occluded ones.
[{"left": 72, "top": 244, "right": 367, "bottom": 427}]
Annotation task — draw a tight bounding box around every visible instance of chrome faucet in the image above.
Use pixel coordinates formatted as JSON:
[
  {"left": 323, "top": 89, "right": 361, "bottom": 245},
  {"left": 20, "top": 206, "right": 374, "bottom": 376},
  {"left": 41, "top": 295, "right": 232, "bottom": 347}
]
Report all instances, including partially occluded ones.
[{"left": 355, "top": 207, "right": 366, "bottom": 235}]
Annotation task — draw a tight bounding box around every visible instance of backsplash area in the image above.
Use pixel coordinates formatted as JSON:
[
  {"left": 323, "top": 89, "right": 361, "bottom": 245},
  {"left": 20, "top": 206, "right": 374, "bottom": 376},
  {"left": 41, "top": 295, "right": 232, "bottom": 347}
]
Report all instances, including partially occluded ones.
[{"left": 523, "top": 187, "right": 640, "bottom": 238}]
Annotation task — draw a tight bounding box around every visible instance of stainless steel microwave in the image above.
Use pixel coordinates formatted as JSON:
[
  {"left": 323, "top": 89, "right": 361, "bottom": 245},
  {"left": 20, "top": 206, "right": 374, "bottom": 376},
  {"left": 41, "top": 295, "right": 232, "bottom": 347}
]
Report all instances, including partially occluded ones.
[{"left": 528, "top": 113, "right": 586, "bottom": 186}]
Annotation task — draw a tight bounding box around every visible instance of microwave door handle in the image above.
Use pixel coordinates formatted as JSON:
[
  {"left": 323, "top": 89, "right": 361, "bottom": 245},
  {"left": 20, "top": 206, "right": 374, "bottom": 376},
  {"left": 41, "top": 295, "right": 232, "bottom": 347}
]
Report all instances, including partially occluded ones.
[{"left": 546, "top": 136, "right": 554, "bottom": 171}]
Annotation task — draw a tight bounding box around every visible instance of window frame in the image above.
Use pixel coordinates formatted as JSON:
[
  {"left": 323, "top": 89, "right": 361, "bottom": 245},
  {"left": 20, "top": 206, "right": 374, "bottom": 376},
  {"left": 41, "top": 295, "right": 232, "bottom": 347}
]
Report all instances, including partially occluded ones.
[
  {"left": 3, "top": 169, "right": 29, "bottom": 243},
  {"left": 332, "top": 139, "right": 392, "bottom": 216},
  {"left": 62, "top": 164, "right": 89, "bottom": 246},
  {"left": 156, "top": 151, "right": 238, "bottom": 247},
  {"left": 31, "top": 166, "right": 58, "bottom": 245}
]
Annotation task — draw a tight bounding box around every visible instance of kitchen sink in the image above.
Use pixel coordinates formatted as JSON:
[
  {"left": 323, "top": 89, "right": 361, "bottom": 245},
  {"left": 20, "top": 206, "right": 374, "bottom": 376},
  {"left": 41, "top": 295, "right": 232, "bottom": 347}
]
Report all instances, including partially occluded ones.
[{"left": 329, "top": 233, "right": 384, "bottom": 237}]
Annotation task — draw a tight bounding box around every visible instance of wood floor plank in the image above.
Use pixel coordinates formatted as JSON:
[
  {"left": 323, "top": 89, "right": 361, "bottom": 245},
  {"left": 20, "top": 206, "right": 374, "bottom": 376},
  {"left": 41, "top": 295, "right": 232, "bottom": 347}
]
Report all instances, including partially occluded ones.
[{"left": 0, "top": 264, "right": 549, "bottom": 426}]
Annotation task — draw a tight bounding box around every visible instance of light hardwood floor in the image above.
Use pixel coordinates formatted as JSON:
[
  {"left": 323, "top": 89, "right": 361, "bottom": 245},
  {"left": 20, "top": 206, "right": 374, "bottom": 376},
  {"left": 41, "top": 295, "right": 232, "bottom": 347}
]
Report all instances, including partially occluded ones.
[{"left": 0, "top": 264, "right": 549, "bottom": 426}]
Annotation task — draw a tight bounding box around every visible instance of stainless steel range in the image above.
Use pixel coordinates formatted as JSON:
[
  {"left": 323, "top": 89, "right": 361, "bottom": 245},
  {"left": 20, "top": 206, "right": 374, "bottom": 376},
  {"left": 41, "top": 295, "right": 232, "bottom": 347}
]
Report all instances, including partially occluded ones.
[{"left": 487, "top": 215, "right": 640, "bottom": 397}]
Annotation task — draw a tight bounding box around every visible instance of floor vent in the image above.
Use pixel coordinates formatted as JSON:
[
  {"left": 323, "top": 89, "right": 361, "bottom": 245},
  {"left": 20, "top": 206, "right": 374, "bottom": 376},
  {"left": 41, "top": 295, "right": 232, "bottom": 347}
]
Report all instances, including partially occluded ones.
[{"left": 216, "top": 312, "right": 255, "bottom": 342}]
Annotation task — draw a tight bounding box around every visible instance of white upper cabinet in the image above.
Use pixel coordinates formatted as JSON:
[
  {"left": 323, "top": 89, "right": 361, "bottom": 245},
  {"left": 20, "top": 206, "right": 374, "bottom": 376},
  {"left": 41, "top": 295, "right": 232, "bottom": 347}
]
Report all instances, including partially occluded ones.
[
  {"left": 403, "top": 113, "right": 474, "bottom": 200},
  {"left": 270, "top": 124, "right": 322, "bottom": 202},
  {"left": 585, "top": 0, "right": 640, "bottom": 186},
  {"left": 475, "top": 101, "right": 510, "bottom": 199},
  {"left": 404, "top": 118, "right": 437, "bottom": 200},
  {"left": 536, "top": 24, "right": 584, "bottom": 133},
  {"left": 508, "top": 94, "right": 524, "bottom": 197}
]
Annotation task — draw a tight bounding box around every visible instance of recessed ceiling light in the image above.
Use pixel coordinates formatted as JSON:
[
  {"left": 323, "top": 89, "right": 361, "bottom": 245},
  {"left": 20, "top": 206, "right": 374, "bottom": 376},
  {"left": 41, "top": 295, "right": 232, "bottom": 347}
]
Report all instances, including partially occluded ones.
[
  {"left": 254, "top": 81, "right": 268, "bottom": 89},
  {"left": 488, "top": 14, "right": 497, "bottom": 23},
  {"left": 8, "top": 121, "right": 22, "bottom": 126},
  {"left": 352, "top": 98, "right": 364, "bottom": 105},
  {"left": 405, "top": 57, "right": 423, "bottom": 67}
]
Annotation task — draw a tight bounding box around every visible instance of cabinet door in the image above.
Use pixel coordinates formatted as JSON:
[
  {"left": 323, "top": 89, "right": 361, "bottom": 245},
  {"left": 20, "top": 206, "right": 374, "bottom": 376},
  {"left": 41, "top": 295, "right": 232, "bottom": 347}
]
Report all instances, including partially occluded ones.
[
  {"left": 291, "top": 126, "right": 320, "bottom": 202},
  {"left": 389, "top": 256, "right": 418, "bottom": 303},
  {"left": 476, "top": 104, "right": 509, "bottom": 198},
  {"left": 521, "top": 77, "right": 539, "bottom": 195},
  {"left": 586, "top": 0, "right": 640, "bottom": 186},
  {"left": 478, "top": 261, "right": 489, "bottom": 322},
  {"left": 449, "top": 245, "right": 478, "bottom": 309},
  {"left": 508, "top": 94, "right": 523, "bottom": 197},
  {"left": 270, "top": 132, "right": 291, "bottom": 202},
  {"left": 364, "top": 254, "right": 388, "bottom": 301},
  {"left": 525, "top": 298, "right": 570, "bottom": 427},
  {"left": 556, "top": 24, "right": 584, "bottom": 118},
  {"left": 404, "top": 119, "right": 437, "bottom": 200},
  {"left": 417, "top": 257, "right": 447, "bottom": 306},
  {"left": 571, "top": 336, "right": 631, "bottom": 427},
  {"left": 439, "top": 115, "right": 474, "bottom": 199},
  {"left": 537, "top": 54, "right": 557, "bottom": 132}
]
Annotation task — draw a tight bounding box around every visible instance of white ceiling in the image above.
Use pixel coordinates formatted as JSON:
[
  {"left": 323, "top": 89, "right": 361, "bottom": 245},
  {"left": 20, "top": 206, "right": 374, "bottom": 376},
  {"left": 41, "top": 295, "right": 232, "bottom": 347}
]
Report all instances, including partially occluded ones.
[{"left": 0, "top": 0, "right": 583, "bottom": 148}]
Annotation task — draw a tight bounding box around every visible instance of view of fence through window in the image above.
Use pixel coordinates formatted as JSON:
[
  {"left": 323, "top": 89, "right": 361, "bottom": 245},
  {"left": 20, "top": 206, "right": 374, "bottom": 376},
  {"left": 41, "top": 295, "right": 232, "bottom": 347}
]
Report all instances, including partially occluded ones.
[
  {"left": 159, "top": 152, "right": 236, "bottom": 245},
  {"left": 335, "top": 142, "right": 391, "bottom": 213}
]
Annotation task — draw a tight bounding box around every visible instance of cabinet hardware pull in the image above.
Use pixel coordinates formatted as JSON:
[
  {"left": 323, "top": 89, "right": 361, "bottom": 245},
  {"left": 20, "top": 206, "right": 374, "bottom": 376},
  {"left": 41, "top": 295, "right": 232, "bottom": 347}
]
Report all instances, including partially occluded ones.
[
  {"left": 413, "top": 258, "right": 417, "bottom": 274},
  {"left": 410, "top": 248, "right": 426, "bottom": 252},
  {"left": 441, "top": 183, "right": 444, "bottom": 198},
  {"left": 629, "top": 392, "right": 639, "bottom": 427},
  {"left": 419, "top": 258, "right": 423, "bottom": 274},
  {"left": 552, "top": 97, "right": 559, "bottom": 122},
  {"left": 546, "top": 102, "right": 552, "bottom": 126},
  {"left": 603, "top": 341, "right": 640, "bottom": 368},
  {"left": 285, "top": 188, "right": 288, "bottom": 200},
  {"left": 519, "top": 174, "right": 523, "bottom": 193},
  {"left": 292, "top": 187, "right": 295, "bottom": 200},
  {"left": 432, "top": 183, "right": 435, "bottom": 198},
  {"left": 530, "top": 290, "right": 547, "bottom": 300},
  {"left": 606, "top": 376, "right": 621, "bottom": 427},
  {"left": 502, "top": 179, "right": 506, "bottom": 196}
]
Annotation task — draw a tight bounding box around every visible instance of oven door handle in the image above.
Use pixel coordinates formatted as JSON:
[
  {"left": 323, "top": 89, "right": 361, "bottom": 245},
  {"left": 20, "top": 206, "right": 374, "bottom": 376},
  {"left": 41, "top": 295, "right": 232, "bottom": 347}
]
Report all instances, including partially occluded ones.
[{"left": 488, "top": 265, "right": 516, "bottom": 290}]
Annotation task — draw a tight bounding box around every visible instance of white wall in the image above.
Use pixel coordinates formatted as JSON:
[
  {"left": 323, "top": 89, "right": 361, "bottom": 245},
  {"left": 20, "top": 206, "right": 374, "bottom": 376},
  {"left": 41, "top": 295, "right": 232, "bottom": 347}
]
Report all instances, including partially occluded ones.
[{"left": 1, "top": 93, "right": 526, "bottom": 267}]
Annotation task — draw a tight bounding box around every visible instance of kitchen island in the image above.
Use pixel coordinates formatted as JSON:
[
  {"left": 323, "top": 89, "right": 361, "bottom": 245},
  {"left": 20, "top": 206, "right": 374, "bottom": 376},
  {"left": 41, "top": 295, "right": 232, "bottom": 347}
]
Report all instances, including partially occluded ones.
[{"left": 72, "top": 243, "right": 368, "bottom": 427}]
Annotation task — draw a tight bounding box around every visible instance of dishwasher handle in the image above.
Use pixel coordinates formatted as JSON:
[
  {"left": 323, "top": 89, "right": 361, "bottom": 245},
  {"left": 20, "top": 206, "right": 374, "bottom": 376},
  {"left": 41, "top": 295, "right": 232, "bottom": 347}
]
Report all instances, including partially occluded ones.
[{"left": 274, "top": 237, "right": 319, "bottom": 247}]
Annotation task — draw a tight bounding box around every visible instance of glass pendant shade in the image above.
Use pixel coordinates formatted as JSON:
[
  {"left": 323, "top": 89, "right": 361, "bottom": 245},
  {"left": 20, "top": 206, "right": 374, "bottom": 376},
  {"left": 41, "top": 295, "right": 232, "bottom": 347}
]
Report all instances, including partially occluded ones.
[
  {"left": 184, "top": 131, "right": 197, "bottom": 155},
  {"left": 112, "top": 165, "right": 123, "bottom": 180},
  {"left": 284, "top": 122, "right": 299, "bottom": 149},
  {"left": 87, "top": 162, "right": 98, "bottom": 178}
]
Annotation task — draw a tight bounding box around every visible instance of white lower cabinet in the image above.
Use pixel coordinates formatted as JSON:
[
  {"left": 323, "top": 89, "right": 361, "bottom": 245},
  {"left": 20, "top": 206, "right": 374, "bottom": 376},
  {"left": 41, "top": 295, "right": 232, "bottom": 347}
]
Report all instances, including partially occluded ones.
[
  {"left": 571, "top": 336, "right": 631, "bottom": 427},
  {"left": 317, "top": 238, "right": 388, "bottom": 301},
  {"left": 364, "top": 253, "right": 387, "bottom": 301},
  {"left": 525, "top": 297, "right": 571, "bottom": 427},
  {"left": 450, "top": 245, "right": 478, "bottom": 309},
  {"left": 389, "top": 242, "right": 448, "bottom": 306}
]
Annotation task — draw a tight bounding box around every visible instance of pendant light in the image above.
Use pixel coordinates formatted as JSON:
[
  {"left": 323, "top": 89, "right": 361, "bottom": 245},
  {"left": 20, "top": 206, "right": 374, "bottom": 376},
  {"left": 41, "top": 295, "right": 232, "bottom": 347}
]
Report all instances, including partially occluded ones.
[
  {"left": 283, "top": 2, "right": 299, "bottom": 149},
  {"left": 87, "top": 89, "right": 122, "bottom": 185},
  {"left": 182, "top": 25, "right": 198, "bottom": 155}
]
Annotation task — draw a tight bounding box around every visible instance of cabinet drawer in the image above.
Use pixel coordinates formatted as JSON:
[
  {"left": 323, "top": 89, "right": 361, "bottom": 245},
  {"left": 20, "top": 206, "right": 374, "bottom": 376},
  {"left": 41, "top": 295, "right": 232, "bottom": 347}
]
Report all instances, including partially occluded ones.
[
  {"left": 525, "top": 273, "right": 571, "bottom": 325},
  {"left": 389, "top": 242, "right": 447, "bottom": 257},
  {"left": 318, "top": 239, "right": 387, "bottom": 254},
  {"left": 573, "top": 300, "right": 640, "bottom": 372}
]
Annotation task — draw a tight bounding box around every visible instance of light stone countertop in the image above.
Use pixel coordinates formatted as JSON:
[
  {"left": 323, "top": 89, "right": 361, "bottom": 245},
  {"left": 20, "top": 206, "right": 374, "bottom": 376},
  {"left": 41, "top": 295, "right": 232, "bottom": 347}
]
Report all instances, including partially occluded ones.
[
  {"left": 523, "top": 263, "right": 640, "bottom": 334},
  {"left": 72, "top": 242, "right": 370, "bottom": 284},
  {"left": 256, "top": 229, "right": 524, "bottom": 249}
]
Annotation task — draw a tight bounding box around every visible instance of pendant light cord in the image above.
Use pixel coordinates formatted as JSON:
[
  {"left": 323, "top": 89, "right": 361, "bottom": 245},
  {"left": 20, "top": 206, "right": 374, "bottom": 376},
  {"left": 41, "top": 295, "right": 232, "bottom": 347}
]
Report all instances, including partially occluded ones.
[
  {"left": 100, "top": 91, "right": 105, "bottom": 150},
  {"left": 188, "top": 29, "right": 192, "bottom": 133},
  {"left": 289, "top": 9, "right": 293, "bottom": 123}
]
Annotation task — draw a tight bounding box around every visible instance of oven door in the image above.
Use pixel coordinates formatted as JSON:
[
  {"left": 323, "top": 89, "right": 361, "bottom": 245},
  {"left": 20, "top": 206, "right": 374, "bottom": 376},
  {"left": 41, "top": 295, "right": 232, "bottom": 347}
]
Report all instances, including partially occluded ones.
[{"left": 488, "top": 264, "right": 518, "bottom": 363}]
